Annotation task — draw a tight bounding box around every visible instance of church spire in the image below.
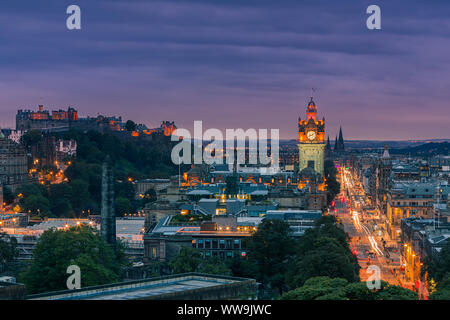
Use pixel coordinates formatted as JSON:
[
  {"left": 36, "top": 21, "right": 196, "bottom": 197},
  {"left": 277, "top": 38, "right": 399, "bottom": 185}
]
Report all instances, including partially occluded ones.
[
  {"left": 326, "top": 135, "right": 332, "bottom": 151},
  {"left": 338, "top": 126, "right": 345, "bottom": 151}
]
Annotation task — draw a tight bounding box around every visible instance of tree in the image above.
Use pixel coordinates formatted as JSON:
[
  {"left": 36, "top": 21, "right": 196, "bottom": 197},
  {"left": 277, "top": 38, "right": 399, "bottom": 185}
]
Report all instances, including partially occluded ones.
[
  {"left": 0, "top": 233, "right": 18, "bottom": 271},
  {"left": 227, "top": 255, "right": 259, "bottom": 279},
  {"left": 287, "top": 237, "right": 360, "bottom": 288},
  {"left": 424, "top": 241, "right": 450, "bottom": 284},
  {"left": 286, "top": 216, "right": 360, "bottom": 289},
  {"left": 280, "top": 277, "right": 348, "bottom": 300},
  {"left": 21, "top": 130, "right": 43, "bottom": 147},
  {"left": 125, "top": 120, "right": 137, "bottom": 132},
  {"left": 430, "top": 288, "right": 450, "bottom": 300},
  {"left": 424, "top": 240, "right": 450, "bottom": 299},
  {"left": 16, "top": 183, "right": 46, "bottom": 199},
  {"left": 197, "top": 257, "right": 232, "bottom": 276},
  {"left": 281, "top": 277, "right": 418, "bottom": 300},
  {"left": 69, "top": 179, "right": 91, "bottom": 214},
  {"left": 22, "top": 194, "right": 51, "bottom": 217},
  {"left": 20, "top": 225, "right": 128, "bottom": 294},
  {"left": 20, "top": 128, "right": 178, "bottom": 218},
  {"left": 115, "top": 197, "right": 131, "bottom": 216},
  {"left": 376, "top": 283, "right": 419, "bottom": 300},
  {"left": 115, "top": 181, "right": 135, "bottom": 202},
  {"left": 324, "top": 160, "right": 340, "bottom": 205},
  {"left": 168, "top": 247, "right": 231, "bottom": 276},
  {"left": 247, "top": 219, "right": 296, "bottom": 297},
  {"left": 169, "top": 247, "right": 202, "bottom": 274},
  {"left": 48, "top": 183, "right": 74, "bottom": 217},
  {"left": 142, "top": 189, "right": 157, "bottom": 206},
  {"left": 429, "top": 272, "right": 450, "bottom": 300},
  {"left": 343, "top": 281, "right": 377, "bottom": 300},
  {"left": 50, "top": 198, "right": 73, "bottom": 217},
  {"left": 225, "top": 175, "right": 238, "bottom": 196},
  {"left": 2, "top": 186, "right": 15, "bottom": 205}
]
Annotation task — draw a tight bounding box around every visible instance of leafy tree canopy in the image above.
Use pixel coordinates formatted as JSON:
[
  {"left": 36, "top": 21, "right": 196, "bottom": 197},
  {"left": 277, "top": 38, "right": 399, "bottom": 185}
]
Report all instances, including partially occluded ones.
[
  {"left": 246, "top": 219, "right": 297, "bottom": 297},
  {"left": 286, "top": 215, "right": 360, "bottom": 288},
  {"left": 20, "top": 225, "right": 129, "bottom": 294},
  {"left": 125, "top": 120, "right": 137, "bottom": 131},
  {"left": 0, "top": 232, "right": 18, "bottom": 269},
  {"left": 281, "top": 277, "right": 418, "bottom": 300},
  {"left": 168, "top": 247, "right": 231, "bottom": 276}
]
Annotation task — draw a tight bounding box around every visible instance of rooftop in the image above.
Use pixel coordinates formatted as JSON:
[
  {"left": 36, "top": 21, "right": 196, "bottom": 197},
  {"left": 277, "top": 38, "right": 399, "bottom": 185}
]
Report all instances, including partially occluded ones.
[{"left": 27, "top": 273, "right": 256, "bottom": 300}]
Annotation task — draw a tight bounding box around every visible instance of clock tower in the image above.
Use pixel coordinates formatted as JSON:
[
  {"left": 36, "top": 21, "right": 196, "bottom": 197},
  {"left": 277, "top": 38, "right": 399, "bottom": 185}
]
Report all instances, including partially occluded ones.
[{"left": 298, "top": 96, "right": 325, "bottom": 176}]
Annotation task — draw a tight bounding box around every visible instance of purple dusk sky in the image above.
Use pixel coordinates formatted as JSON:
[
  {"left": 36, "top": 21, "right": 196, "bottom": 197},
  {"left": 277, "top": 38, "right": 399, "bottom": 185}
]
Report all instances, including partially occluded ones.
[{"left": 0, "top": 0, "right": 449, "bottom": 140}]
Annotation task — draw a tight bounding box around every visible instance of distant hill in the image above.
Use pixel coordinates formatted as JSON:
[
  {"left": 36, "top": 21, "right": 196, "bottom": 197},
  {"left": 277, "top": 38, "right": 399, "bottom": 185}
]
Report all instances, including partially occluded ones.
[
  {"left": 280, "top": 139, "right": 450, "bottom": 152},
  {"left": 391, "top": 142, "right": 450, "bottom": 156}
]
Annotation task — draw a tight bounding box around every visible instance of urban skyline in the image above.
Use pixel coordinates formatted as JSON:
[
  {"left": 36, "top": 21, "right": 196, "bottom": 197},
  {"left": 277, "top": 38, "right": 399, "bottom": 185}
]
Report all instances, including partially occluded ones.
[
  {"left": 1, "top": 0, "right": 450, "bottom": 305},
  {"left": 1, "top": 0, "right": 450, "bottom": 140}
]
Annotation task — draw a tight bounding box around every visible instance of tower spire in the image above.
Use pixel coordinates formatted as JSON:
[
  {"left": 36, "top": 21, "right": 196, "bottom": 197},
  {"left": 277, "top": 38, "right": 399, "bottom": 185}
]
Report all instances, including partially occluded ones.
[
  {"left": 326, "top": 136, "right": 332, "bottom": 150},
  {"left": 338, "top": 126, "right": 345, "bottom": 151},
  {"left": 306, "top": 95, "right": 317, "bottom": 121}
]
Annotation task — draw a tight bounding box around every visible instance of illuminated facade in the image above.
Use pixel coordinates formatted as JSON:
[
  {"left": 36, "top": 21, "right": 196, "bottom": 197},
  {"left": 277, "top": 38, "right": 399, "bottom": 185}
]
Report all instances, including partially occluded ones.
[
  {"left": 144, "top": 215, "right": 256, "bottom": 262},
  {"left": 386, "top": 182, "right": 435, "bottom": 239},
  {"left": 298, "top": 97, "right": 325, "bottom": 176}
]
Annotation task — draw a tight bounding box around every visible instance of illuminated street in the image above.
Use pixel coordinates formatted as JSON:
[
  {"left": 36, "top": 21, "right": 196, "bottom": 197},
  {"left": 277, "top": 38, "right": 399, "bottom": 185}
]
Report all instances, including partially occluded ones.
[{"left": 335, "top": 167, "right": 403, "bottom": 286}]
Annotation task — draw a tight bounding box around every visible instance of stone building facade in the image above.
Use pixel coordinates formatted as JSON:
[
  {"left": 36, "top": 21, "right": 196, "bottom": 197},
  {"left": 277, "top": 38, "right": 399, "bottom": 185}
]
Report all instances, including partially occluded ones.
[{"left": 0, "top": 133, "right": 29, "bottom": 193}]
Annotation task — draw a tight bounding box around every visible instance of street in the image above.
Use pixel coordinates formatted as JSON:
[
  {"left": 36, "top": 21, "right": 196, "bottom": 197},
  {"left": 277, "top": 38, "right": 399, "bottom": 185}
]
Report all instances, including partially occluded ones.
[{"left": 334, "top": 167, "right": 403, "bottom": 286}]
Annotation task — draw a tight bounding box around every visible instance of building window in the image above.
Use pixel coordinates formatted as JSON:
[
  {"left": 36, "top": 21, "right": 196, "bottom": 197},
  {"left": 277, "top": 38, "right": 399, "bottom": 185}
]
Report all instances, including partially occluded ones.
[
  {"left": 226, "top": 239, "right": 232, "bottom": 249},
  {"left": 205, "top": 251, "right": 211, "bottom": 257},
  {"left": 233, "top": 239, "right": 240, "bottom": 249},
  {"left": 219, "top": 240, "right": 225, "bottom": 249},
  {"left": 226, "top": 251, "right": 233, "bottom": 259},
  {"left": 198, "top": 239, "right": 204, "bottom": 249},
  {"left": 205, "top": 239, "right": 211, "bottom": 249},
  {"left": 212, "top": 240, "right": 218, "bottom": 249},
  {"left": 152, "top": 247, "right": 157, "bottom": 258}
]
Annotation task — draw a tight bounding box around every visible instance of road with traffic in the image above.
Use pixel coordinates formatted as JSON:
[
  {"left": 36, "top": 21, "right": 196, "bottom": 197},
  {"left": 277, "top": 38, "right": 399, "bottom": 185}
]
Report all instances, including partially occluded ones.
[{"left": 333, "top": 167, "right": 402, "bottom": 285}]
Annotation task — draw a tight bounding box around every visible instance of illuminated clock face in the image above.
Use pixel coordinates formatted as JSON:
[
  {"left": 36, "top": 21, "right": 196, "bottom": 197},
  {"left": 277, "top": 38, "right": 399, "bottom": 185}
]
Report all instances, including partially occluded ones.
[{"left": 307, "top": 131, "right": 316, "bottom": 140}]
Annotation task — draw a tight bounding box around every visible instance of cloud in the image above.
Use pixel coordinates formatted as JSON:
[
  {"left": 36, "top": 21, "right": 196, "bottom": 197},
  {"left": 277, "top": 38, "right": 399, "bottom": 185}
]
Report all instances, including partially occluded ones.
[{"left": 0, "top": 0, "right": 449, "bottom": 140}]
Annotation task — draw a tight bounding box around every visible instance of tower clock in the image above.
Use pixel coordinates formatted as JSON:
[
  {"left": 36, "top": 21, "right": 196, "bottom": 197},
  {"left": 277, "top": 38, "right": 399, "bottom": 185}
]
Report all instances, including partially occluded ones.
[{"left": 298, "top": 97, "right": 325, "bottom": 176}]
